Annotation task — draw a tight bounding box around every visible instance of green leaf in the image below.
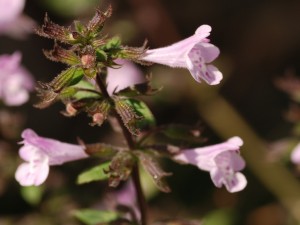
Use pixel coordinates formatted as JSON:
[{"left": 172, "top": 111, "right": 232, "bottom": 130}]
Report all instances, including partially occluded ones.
[
  {"left": 114, "top": 98, "right": 155, "bottom": 135},
  {"left": 96, "top": 49, "right": 108, "bottom": 62},
  {"left": 126, "top": 98, "right": 156, "bottom": 130},
  {"left": 74, "top": 20, "right": 86, "bottom": 34},
  {"left": 60, "top": 80, "right": 101, "bottom": 102},
  {"left": 77, "top": 162, "right": 110, "bottom": 184},
  {"left": 20, "top": 186, "right": 44, "bottom": 205},
  {"left": 73, "top": 209, "right": 119, "bottom": 225},
  {"left": 48, "top": 67, "right": 84, "bottom": 92},
  {"left": 103, "top": 36, "right": 121, "bottom": 50}
]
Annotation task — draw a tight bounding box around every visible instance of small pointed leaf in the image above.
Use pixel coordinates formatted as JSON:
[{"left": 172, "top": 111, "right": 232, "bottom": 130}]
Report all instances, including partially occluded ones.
[
  {"left": 43, "top": 44, "right": 80, "bottom": 65},
  {"left": 74, "top": 20, "right": 86, "bottom": 34},
  {"left": 36, "top": 13, "right": 74, "bottom": 44},
  {"left": 77, "top": 162, "right": 110, "bottom": 184},
  {"left": 20, "top": 186, "right": 44, "bottom": 205}
]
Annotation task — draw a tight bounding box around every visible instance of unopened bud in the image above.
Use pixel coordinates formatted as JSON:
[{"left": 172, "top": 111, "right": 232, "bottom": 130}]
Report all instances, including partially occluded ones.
[
  {"left": 66, "top": 103, "right": 77, "bottom": 116},
  {"left": 81, "top": 54, "right": 95, "bottom": 68},
  {"left": 92, "top": 112, "right": 104, "bottom": 126}
]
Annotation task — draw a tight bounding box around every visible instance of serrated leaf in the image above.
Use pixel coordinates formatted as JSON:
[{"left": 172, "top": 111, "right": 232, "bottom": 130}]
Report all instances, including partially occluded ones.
[
  {"left": 114, "top": 98, "right": 142, "bottom": 135},
  {"left": 74, "top": 20, "right": 86, "bottom": 34},
  {"left": 73, "top": 209, "right": 119, "bottom": 225},
  {"left": 61, "top": 80, "right": 101, "bottom": 101},
  {"left": 43, "top": 44, "right": 80, "bottom": 65},
  {"left": 20, "top": 186, "right": 44, "bottom": 205},
  {"left": 114, "top": 98, "right": 155, "bottom": 135},
  {"left": 103, "top": 36, "right": 121, "bottom": 50},
  {"left": 135, "top": 151, "right": 171, "bottom": 193},
  {"left": 77, "top": 162, "right": 110, "bottom": 184},
  {"left": 47, "top": 67, "right": 84, "bottom": 92},
  {"left": 96, "top": 49, "right": 108, "bottom": 62},
  {"left": 36, "top": 13, "right": 73, "bottom": 44},
  {"left": 127, "top": 98, "right": 156, "bottom": 130},
  {"left": 87, "top": 6, "right": 112, "bottom": 34}
]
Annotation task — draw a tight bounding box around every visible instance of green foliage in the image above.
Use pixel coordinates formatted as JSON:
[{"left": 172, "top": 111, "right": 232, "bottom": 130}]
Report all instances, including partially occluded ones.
[
  {"left": 202, "top": 209, "right": 236, "bottom": 225},
  {"left": 49, "top": 67, "right": 84, "bottom": 92},
  {"left": 61, "top": 80, "right": 101, "bottom": 101},
  {"left": 20, "top": 186, "right": 44, "bottom": 205},
  {"left": 77, "top": 162, "right": 110, "bottom": 184},
  {"left": 115, "top": 98, "right": 155, "bottom": 135},
  {"left": 73, "top": 209, "right": 119, "bottom": 225}
]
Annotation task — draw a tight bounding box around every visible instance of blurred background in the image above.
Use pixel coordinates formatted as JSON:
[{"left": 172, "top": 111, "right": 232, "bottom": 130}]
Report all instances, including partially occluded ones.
[{"left": 0, "top": 0, "right": 300, "bottom": 224}]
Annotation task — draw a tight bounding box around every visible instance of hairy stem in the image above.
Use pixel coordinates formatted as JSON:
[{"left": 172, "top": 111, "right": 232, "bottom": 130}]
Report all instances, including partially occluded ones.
[{"left": 96, "top": 71, "right": 148, "bottom": 225}]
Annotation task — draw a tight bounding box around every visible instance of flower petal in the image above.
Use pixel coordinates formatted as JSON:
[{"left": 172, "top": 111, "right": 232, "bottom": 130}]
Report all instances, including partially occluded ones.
[
  {"left": 15, "top": 160, "right": 49, "bottom": 186},
  {"left": 186, "top": 45, "right": 222, "bottom": 85},
  {"left": 214, "top": 151, "right": 245, "bottom": 171},
  {"left": 19, "top": 145, "right": 39, "bottom": 162},
  {"left": 291, "top": 142, "right": 300, "bottom": 164},
  {"left": 195, "top": 25, "right": 211, "bottom": 36},
  {"left": 210, "top": 168, "right": 247, "bottom": 193},
  {"left": 107, "top": 59, "right": 145, "bottom": 95},
  {"left": 198, "top": 43, "right": 220, "bottom": 63},
  {"left": 20, "top": 128, "right": 88, "bottom": 165}
]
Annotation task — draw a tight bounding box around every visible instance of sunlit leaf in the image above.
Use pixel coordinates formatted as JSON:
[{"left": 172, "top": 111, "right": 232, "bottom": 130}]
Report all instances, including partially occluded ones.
[
  {"left": 20, "top": 186, "right": 44, "bottom": 205},
  {"left": 77, "top": 162, "right": 110, "bottom": 184},
  {"left": 73, "top": 209, "right": 119, "bottom": 225},
  {"left": 114, "top": 98, "right": 155, "bottom": 135}
]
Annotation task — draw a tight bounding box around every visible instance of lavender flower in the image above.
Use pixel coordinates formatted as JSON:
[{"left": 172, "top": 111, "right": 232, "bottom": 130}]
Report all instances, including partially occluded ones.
[
  {"left": 0, "top": 0, "right": 35, "bottom": 38},
  {"left": 15, "top": 129, "right": 88, "bottom": 186},
  {"left": 0, "top": 52, "right": 34, "bottom": 106},
  {"left": 174, "top": 136, "right": 247, "bottom": 192},
  {"left": 141, "top": 25, "right": 222, "bottom": 85},
  {"left": 107, "top": 59, "right": 145, "bottom": 95}
]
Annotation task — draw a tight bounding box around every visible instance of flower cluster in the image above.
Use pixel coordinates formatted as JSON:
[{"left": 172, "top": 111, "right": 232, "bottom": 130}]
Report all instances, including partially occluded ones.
[{"left": 14, "top": 6, "right": 247, "bottom": 201}]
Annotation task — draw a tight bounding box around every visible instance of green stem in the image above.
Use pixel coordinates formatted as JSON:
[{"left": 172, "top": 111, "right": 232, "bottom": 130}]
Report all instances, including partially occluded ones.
[{"left": 95, "top": 71, "right": 148, "bottom": 225}]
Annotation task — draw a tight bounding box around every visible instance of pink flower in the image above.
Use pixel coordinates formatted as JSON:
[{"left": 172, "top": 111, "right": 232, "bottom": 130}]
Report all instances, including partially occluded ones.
[
  {"left": 0, "top": 0, "right": 35, "bottom": 38},
  {"left": 174, "top": 137, "right": 247, "bottom": 193},
  {"left": 141, "top": 25, "right": 222, "bottom": 85},
  {"left": 291, "top": 142, "right": 300, "bottom": 164},
  {"left": 0, "top": 52, "right": 34, "bottom": 106},
  {"left": 15, "top": 129, "right": 88, "bottom": 186},
  {"left": 107, "top": 59, "right": 145, "bottom": 95}
]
